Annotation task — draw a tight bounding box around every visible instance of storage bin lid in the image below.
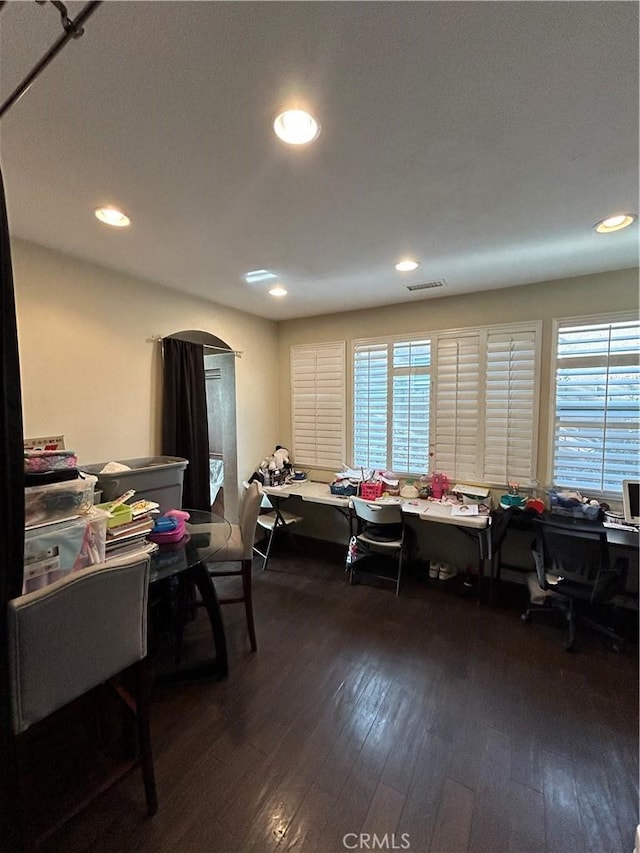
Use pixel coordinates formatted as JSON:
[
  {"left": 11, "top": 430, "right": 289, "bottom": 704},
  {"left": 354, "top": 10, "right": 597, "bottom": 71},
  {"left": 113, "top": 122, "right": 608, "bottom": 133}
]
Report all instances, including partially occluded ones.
[{"left": 81, "top": 456, "right": 188, "bottom": 477}]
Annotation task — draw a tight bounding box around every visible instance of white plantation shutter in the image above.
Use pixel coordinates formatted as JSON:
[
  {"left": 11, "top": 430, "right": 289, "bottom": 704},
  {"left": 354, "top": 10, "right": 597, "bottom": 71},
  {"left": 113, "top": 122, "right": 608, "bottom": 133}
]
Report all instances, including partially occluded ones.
[
  {"left": 353, "top": 342, "right": 388, "bottom": 468},
  {"left": 391, "top": 339, "right": 430, "bottom": 472},
  {"left": 291, "top": 342, "right": 345, "bottom": 469},
  {"left": 433, "top": 334, "right": 481, "bottom": 482},
  {"left": 432, "top": 324, "right": 540, "bottom": 486},
  {"left": 483, "top": 329, "right": 538, "bottom": 486},
  {"left": 552, "top": 315, "right": 640, "bottom": 494},
  {"left": 353, "top": 337, "right": 430, "bottom": 472}
]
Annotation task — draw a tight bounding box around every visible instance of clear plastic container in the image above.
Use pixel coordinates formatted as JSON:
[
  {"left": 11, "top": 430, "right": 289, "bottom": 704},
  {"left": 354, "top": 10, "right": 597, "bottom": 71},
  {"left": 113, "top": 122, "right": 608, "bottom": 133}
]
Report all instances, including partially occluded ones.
[
  {"left": 23, "top": 509, "right": 108, "bottom": 594},
  {"left": 25, "top": 474, "right": 97, "bottom": 528}
]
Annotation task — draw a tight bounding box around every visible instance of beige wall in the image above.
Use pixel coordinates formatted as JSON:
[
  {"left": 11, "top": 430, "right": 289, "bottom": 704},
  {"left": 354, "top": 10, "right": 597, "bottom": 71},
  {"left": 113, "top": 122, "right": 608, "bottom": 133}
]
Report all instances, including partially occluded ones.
[
  {"left": 276, "top": 266, "right": 638, "bottom": 547},
  {"left": 12, "top": 240, "right": 638, "bottom": 554},
  {"left": 277, "top": 266, "right": 639, "bottom": 487},
  {"left": 12, "top": 239, "right": 279, "bottom": 485}
]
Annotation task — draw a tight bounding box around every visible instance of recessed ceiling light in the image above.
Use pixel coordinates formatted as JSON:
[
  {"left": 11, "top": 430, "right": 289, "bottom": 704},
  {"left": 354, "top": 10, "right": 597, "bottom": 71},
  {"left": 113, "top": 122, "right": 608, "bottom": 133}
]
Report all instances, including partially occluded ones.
[
  {"left": 244, "top": 269, "right": 278, "bottom": 284},
  {"left": 94, "top": 206, "right": 131, "bottom": 228},
  {"left": 395, "top": 259, "right": 420, "bottom": 272},
  {"left": 594, "top": 213, "right": 636, "bottom": 233},
  {"left": 273, "top": 109, "right": 320, "bottom": 146},
  {"left": 269, "top": 285, "right": 288, "bottom": 297}
]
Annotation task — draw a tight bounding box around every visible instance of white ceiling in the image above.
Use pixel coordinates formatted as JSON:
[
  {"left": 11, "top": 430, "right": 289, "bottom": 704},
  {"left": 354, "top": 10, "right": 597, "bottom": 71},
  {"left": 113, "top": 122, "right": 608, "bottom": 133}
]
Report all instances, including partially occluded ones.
[{"left": 1, "top": 1, "right": 638, "bottom": 321}]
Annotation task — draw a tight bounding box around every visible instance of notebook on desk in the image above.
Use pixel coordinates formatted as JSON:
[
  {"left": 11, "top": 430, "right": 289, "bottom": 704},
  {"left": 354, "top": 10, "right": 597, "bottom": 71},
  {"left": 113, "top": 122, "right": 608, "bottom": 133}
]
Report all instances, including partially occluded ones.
[{"left": 603, "top": 521, "right": 640, "bottom": 533}]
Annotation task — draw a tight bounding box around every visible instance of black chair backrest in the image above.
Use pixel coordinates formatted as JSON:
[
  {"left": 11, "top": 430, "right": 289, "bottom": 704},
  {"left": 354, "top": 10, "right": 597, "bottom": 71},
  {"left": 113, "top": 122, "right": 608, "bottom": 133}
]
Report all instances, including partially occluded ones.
[
  {"left": 490, "top": 506, "right": 513, "bottom": 550},
  {"left": 532, "top": 517, "right": 617, "bottom": 603}
]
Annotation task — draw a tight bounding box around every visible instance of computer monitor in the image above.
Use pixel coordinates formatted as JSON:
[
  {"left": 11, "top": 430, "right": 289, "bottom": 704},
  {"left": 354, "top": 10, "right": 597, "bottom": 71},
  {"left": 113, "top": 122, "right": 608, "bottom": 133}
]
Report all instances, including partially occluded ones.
[{"left": 622, "top": 480, "right": 640, "bottom": 525}]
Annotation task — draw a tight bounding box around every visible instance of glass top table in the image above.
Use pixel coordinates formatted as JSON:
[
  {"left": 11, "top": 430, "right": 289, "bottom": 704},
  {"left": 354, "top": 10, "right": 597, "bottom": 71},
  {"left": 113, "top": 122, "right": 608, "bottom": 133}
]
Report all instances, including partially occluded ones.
[
  {"left": 149, "top": 509, "right": 232, "bottom": 682},
  {"left": 149, "top": 509, "right": 232, "bottom": 584}
]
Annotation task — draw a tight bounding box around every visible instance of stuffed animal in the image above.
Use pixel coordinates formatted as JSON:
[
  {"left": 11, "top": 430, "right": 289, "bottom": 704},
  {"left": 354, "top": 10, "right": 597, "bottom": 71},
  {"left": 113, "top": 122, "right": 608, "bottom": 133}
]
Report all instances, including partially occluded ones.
[
  {"left": 248, "top": 445, "right": 292, "bottom": 486},
  {"left": 271, "top": 445, "right": 291, "bottom": 472}
]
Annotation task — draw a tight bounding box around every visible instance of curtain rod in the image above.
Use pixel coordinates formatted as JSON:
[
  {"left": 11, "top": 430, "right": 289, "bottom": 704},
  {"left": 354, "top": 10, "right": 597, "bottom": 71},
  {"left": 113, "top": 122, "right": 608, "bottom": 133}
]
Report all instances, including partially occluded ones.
[
  {"left": 147, "top": 336, "right": 243, "bottom": 358},
  {"left": 0, "top": 1, "right": 102, "bottom": 120}
]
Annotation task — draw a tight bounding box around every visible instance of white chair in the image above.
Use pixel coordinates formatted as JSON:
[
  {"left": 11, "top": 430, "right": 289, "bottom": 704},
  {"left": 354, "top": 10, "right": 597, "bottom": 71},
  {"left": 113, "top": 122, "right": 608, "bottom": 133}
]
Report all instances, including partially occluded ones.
[
  {"left": 7, "top": 551, "right": 157, "bottom": 849},
  {"left": 203, "top": 480, "right": 264, "bottom": 651},
  {"left": 349, "top": 498, "right": 405, "bottom": 595},
  {"left": 254, "top": 493, "right": 303, "bottom": 570}
]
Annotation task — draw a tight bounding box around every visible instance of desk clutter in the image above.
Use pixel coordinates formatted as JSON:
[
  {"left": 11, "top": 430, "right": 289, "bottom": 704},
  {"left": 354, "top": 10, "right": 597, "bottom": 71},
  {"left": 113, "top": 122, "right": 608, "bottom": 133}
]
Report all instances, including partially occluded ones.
[
  {"left": 248, "top": 444, "right": 296, "bottom": 487},
  {"left": 329, "top": 468, "right": 494, "bottom": 515},
  {"left": 96, "top": 494, "right": 160, "bottom": 555},
  {"left": 546, "top": 488, "right": 608, "bottom": 521},
  {"left": 23, "top": 439, "right": 105, "bottom": 594},
  {"left": 21, "top": 440, "right": 190, "bottom": 594},
  {"left": 23, "top": 439, "right": 151, "bottom": 592}
]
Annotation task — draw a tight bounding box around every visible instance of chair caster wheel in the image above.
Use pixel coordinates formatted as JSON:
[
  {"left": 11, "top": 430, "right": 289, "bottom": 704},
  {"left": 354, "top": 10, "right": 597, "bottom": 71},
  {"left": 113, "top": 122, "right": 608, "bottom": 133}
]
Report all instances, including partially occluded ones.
[{"left": 521, "top": 612, "right": 530, "bottom": 622}]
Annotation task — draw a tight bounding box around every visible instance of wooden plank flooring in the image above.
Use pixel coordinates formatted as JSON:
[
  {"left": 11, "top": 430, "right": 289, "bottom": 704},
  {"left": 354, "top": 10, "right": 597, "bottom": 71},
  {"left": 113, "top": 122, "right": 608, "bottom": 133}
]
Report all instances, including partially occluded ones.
[{"left": 40, "top": 553, "right": 638, "bottom": 853}]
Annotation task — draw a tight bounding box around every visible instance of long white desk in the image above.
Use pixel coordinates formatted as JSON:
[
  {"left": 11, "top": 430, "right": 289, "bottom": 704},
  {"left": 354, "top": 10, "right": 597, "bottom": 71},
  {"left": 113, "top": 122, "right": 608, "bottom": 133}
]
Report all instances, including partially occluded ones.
[
  {"left": 261, "top": 481, "right": 494, "bottom": 592},
  {"left": 263, "top": 479, "right": 354, "bottom": 508},
  {"left": 262, "top": 480, "right": 490, "bottom": 529}
]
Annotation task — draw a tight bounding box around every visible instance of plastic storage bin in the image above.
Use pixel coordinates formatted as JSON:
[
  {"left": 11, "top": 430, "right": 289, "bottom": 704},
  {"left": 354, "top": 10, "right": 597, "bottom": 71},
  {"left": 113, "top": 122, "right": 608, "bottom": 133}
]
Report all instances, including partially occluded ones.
[
  {"left": 360, "top": 481, "right": 384, "bottom": 501},
  {"left": 81, "top": 456, "right": 188, "bottom": 513},
  {"left": 23, "top": 509, "right": 108, "bottom": 594},
  {"left": 548, "top": 490, "right": 602, "bottom": 520},
  {"left": 329, "top": 481, "right": 359, "bottom": 497},
  {"left": 25, "top": 474, "right": 97, "bottom": 527}
]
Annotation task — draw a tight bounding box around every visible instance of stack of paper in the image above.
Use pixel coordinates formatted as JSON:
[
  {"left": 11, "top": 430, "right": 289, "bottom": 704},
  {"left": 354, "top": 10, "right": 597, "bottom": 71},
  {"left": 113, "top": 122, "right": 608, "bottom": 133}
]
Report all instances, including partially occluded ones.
[
  {"left": 335, "top": 467, "right": 373, "bottom": 482},
  {"left": 451, "top": 503, "right": 479, "bottom": 516},
  {"left": 105, "top": 499, "right": 159, "bottom": 554},
  {"left": 334, "top": 467, "right": 399, "bottom": 487}
]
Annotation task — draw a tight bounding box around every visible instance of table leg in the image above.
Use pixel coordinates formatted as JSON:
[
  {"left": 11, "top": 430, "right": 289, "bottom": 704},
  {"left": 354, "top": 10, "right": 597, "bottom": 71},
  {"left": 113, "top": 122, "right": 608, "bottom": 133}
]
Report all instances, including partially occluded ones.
[
  {"left": 154, "top": 562, "right": 228, "bottom": 684},
  {"left": 192, "top": 562, "right": 228, "bottom": 679}
]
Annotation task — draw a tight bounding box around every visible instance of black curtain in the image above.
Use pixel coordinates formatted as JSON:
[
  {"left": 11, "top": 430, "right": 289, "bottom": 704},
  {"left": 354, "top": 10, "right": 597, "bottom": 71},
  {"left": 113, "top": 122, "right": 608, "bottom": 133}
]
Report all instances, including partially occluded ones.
[
  {"left": 0, "top": 168, "right": 25, "bottom": 837},
  {"left": 161, "top": 338, "right": 210, "bottom": 511}
]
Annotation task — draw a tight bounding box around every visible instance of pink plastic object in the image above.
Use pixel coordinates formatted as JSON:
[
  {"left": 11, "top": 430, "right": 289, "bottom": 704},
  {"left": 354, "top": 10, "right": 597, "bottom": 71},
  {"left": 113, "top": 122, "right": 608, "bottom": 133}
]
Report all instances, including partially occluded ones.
[
  {"left": 431, "top": 473, "right": 443, "bottom": 499},
  {"left": 148, "top": 516, "right": 187, "bottom": 544},
  {"left": 165, "top": 509, "right": 190, "bottom": 522}
]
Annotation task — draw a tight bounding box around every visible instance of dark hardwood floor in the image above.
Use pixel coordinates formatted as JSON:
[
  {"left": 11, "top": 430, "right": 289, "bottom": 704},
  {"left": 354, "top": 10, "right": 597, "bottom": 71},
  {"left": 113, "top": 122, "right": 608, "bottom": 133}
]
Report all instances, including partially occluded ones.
[{"left": 40, "top": 551, "right": 638, "bottom": 853}]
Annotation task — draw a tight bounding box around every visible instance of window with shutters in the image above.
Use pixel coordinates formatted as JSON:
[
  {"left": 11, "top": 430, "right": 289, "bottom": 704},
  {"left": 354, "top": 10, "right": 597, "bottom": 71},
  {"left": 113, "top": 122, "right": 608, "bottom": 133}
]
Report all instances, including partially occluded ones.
[
  {"left": 351, "top": 323, "right": 540, "bottom": 484},
  {"left": 353, "top": 337, "right": 431, "bottom": 472},
  {"left": 432, "top": 333, "right": 481, "bottom": 482},
  {"left": 432, "top": 324, "right": 540, "bottom": 486},
  {"left": 483, "top": 328, "right": 538, "bottom": 486},
  {"left": 551, "top": 313, "right": 640, "bottom": 495},
  {"left": 290, "top": 342, "right": 345, "bottom": 469}
]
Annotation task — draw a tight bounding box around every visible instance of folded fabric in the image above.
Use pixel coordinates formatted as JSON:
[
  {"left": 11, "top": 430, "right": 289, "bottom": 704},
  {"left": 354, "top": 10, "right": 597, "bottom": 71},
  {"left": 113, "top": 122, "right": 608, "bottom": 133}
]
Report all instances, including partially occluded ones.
[{"left": 24, "top": 450, "right": 78, "bottom": 473}]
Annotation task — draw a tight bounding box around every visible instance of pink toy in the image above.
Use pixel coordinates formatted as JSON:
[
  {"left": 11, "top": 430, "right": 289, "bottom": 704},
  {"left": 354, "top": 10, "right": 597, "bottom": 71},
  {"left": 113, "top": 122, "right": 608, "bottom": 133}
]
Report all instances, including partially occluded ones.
[
  {"left": 147, "top": 509, "right": 190, "bottom": 544},
  {"left": 430, "top": 473, "right": 449, "bottom": 500}
]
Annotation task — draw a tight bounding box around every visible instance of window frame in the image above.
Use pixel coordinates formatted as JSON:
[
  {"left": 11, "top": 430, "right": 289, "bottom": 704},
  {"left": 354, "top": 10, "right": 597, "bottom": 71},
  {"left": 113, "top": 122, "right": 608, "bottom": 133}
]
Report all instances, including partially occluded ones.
[
  {"left": 351, "top": 333, "right": 431, "bottom": 474},
  {"left": 350, "top": 320, "right": 541, "bottom": 485},
  {"left": 548, "top": 311, "right": 640, "bottom": 498}
]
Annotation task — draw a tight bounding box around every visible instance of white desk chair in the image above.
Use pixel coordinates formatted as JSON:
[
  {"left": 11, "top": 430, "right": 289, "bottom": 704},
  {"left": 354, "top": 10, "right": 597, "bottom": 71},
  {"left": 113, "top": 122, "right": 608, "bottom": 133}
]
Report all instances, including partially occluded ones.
[
  {"left": 253, "top": 491, "right": 303, "bottom": 570},
  {"left": 350, "top": 498, "right": 405, "bottom": 595}
]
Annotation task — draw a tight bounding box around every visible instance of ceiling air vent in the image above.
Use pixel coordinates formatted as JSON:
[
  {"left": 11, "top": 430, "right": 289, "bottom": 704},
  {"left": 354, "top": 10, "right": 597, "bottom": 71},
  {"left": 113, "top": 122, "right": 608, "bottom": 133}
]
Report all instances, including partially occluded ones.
[{"left": 406, "top": 279, "right": 446, "bottom": 292}]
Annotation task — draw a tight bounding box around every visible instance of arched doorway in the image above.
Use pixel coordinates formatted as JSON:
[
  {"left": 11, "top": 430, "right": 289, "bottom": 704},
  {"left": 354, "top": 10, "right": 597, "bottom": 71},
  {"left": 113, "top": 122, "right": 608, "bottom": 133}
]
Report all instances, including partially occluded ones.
[{"left": 166, "top": 331, "right": 238, "bottom": 520}]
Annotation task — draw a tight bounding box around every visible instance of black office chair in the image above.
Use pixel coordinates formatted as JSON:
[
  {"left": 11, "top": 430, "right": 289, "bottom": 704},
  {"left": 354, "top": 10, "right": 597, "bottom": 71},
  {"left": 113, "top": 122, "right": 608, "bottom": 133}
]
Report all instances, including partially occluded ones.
[
  {"left": 521, "top": 516, "right": 628, "bottom": 651},
  {"left": 349, "top": 498, "right": 405, "bottom": 595}
]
